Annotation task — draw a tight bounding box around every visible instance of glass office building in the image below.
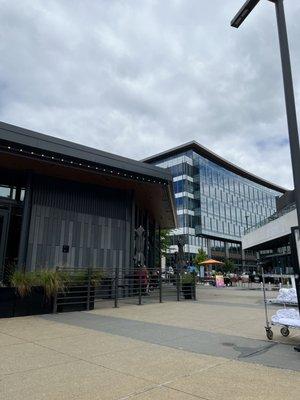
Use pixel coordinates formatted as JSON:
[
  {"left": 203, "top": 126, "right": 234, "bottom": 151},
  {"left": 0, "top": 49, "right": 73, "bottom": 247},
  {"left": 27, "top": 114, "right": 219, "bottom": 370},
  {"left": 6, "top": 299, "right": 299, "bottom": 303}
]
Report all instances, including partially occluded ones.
[{"left": 143, "top": 142, "right": 285, "bottom": 268}]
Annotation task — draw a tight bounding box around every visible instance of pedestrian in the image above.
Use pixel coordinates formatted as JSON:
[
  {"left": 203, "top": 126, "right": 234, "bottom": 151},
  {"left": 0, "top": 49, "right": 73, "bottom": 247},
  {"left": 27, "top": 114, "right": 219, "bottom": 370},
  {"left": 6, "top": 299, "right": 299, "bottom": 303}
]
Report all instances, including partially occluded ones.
[{"left": 140, "top": 265, "right": 149, "bottom": 295}]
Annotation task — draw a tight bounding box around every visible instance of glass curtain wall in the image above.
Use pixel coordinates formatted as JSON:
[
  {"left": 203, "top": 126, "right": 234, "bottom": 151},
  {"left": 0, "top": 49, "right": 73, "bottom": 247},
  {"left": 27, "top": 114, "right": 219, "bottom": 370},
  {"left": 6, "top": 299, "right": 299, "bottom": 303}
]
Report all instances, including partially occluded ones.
[
  {"left": 156, "top": 151, "right": 205, "bottom": 260},
  {"left": 156, "top": 150, "right": 281, "bottom": 263},
  {"left": 193, "top": 152, "right": 280, "bottom": 241}
]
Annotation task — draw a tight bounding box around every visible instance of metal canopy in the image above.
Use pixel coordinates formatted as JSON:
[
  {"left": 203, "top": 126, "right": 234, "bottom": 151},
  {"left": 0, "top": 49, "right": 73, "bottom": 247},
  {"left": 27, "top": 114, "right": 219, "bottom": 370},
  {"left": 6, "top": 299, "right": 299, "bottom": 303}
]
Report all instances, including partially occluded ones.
[
  {"left": 0, "top": 120, "right": 171, "bottom": 182},
  {"left": 0, "top": 120, "right": 177, "bottom": 229}
]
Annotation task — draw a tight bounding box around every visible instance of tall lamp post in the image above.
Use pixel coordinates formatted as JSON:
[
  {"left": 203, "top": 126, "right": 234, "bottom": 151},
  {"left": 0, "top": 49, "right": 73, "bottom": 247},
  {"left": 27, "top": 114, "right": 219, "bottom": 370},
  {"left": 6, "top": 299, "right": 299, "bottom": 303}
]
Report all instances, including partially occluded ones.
[{"left": 231, "top": 0, "right": 300, "bottom": 350}]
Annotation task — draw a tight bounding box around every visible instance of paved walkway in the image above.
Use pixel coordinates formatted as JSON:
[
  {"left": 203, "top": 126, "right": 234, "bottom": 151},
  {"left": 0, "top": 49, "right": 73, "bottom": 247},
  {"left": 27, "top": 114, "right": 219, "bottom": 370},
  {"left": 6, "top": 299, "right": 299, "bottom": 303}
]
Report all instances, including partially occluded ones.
[{"left": 0, "top": 287, "right": 299, "bottom": 399}]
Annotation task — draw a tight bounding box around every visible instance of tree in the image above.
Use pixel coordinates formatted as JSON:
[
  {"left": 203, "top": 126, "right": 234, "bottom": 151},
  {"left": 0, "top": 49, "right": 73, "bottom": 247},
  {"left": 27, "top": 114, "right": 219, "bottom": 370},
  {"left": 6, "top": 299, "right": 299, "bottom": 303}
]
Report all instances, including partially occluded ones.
[
  {"left": 194, "top": 249, "right": 208, "bottom": 267},
  {"left": 222, "top": 259, "right": 235, "bottom": 274},
  {"left": 159, "top": 229, "right": 172, "bottom": 257}
]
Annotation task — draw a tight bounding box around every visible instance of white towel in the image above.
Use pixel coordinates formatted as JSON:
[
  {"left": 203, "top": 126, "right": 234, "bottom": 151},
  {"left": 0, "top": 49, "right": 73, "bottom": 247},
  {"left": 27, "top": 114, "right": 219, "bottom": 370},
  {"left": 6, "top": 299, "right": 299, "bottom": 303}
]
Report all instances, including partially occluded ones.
[
  {"left": 271, "top": 308, "right": 300, "bottom": 327},
  {"left": 269, "top": 288, "right": 298, "bottom": 304}
]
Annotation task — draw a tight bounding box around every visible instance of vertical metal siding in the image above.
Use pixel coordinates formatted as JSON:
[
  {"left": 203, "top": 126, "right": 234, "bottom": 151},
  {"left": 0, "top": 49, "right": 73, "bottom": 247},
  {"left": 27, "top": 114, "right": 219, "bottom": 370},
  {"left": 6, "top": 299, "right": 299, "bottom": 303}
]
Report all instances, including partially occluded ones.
[{"left": 26, "top": 177, "right": 132, "bottom": 270}]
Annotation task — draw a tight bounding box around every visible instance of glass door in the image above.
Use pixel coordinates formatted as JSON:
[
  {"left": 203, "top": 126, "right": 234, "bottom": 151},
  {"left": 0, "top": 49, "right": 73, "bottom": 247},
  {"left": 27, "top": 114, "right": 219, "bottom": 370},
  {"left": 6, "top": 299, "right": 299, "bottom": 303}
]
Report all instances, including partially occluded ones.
[{"left": 0, "top": 209, "right": 9, "bottom": 279}]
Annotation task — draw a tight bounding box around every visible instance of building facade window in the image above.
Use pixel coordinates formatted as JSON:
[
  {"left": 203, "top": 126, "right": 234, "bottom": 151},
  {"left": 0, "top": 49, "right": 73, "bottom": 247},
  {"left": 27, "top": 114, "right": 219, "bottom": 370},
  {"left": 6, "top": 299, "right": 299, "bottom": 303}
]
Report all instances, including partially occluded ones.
[{"left": 152, "top": 148, "right": 282, "bottom": 264}]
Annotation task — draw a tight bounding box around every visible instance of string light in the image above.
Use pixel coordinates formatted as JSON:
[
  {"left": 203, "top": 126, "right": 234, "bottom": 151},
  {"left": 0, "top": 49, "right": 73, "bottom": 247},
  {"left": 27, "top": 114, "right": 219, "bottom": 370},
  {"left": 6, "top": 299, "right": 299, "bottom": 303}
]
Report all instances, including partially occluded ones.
[{"left": 2, "top": 143, "right": 169, "bottom": 186}]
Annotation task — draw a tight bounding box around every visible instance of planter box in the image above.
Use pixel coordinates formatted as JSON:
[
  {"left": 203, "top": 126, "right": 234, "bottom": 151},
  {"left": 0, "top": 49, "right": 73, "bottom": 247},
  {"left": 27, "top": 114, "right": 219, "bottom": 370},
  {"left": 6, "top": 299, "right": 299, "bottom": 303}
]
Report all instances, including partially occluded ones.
[
  {"left": 181, "top": 283, "right": 195, "bottom": 300},
  {"left": 0, "top": 287, "right": 15, "bottom": 318},
  {"left": 0, "top": 286, "right": 53, "bottom": 318},
  {"left": 14, "top": 286, "right": 53, "bottom": 317}
]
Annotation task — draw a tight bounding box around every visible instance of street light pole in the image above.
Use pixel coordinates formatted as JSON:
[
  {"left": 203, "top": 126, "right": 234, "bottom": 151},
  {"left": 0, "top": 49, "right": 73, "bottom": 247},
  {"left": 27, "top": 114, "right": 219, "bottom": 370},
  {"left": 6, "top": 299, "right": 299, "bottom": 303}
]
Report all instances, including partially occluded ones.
[
  {"left": 231, "top": 0, "right": 300, "bottom": 351},
  {"left": 274, "top": 0, "right": 300, "bottom": 353},
  {"left": 232, "top": 0, "right": 300, "bottom": 233},
  {"left": 274, "top": 0, "right": 300, "bottom": 226}
]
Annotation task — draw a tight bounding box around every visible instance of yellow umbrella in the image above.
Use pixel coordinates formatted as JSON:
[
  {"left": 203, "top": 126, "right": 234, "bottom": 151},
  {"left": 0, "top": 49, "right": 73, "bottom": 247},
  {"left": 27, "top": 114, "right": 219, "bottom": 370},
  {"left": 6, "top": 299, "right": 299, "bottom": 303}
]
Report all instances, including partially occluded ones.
[{"left": 199, "top": 259, "right": 224, "bottom": 282}]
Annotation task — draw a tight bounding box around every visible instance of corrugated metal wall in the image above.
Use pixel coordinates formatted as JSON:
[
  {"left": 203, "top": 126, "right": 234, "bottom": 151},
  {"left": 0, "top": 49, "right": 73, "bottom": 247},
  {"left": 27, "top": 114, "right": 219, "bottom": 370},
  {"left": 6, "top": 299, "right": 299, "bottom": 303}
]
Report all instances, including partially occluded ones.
[{"left": 26, "top": 177, "right": 132, "bottom": 272}]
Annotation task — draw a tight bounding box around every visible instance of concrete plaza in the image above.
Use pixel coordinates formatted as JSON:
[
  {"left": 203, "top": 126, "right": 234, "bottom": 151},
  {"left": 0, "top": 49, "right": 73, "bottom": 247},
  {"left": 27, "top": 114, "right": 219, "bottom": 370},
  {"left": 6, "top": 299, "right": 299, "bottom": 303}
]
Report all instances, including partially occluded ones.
[{"left": 0, "top": 287, "right": 299, "bottom": 400}]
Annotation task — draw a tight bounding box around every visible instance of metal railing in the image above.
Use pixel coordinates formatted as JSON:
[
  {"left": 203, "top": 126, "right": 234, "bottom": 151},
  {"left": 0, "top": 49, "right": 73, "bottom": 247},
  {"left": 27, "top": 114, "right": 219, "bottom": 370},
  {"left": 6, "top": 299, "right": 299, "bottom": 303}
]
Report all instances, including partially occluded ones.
[
  {"left": 53, "top": 267, "right": 196, "bottom": 313},
  {"left": 244, "top": 203, "right": 296, "bottom": 235}
]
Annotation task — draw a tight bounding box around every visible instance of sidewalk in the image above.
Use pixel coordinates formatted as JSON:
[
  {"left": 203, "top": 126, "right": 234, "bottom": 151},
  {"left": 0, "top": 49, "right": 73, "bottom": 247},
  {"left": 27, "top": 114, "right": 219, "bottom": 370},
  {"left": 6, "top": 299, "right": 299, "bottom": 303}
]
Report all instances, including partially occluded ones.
[{"left": 0, "top": 287, "right": 299, "bottom": 399}]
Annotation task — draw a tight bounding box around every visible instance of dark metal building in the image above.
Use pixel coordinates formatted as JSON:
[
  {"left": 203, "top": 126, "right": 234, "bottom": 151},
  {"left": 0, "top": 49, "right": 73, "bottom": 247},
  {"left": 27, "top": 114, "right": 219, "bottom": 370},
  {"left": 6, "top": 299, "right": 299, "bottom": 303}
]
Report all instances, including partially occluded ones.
[{"left": 0, "top": 121, "right": 176, "bottom": 279}]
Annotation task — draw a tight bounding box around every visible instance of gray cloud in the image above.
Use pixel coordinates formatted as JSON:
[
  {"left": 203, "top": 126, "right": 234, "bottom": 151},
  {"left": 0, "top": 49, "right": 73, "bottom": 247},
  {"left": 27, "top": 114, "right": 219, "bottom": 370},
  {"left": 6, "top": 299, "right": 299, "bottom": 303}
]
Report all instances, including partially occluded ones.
[{"left": 0, "top": 0, "right": 299, "bottom": 189}]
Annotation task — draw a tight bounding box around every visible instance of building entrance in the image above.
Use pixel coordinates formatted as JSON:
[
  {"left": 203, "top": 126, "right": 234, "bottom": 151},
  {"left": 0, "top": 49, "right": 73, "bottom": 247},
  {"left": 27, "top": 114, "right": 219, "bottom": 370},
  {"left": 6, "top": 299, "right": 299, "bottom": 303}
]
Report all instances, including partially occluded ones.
[{"left": 0, "top": 204, "right": 23, "bottom": 282}]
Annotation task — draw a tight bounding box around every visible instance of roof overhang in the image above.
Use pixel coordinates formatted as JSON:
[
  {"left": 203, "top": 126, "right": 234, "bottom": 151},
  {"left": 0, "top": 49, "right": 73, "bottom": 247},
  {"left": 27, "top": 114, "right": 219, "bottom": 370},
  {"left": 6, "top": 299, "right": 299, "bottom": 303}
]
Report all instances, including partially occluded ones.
[
  {"left": 0, "top": 121, "right": 177, "bottom": 229},
  {"left": 242, "top": 208, "right": 297, "bottom": 251},
  {"left": 243, "top": 234, "right": 291, "bottom": 252}
]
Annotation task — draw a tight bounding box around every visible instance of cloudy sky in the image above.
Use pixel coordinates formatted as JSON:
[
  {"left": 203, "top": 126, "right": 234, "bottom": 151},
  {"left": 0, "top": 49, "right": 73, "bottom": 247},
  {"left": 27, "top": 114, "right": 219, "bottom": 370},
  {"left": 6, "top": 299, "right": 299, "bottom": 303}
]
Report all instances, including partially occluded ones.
[{"left": 0, "top": 0, "right": 299, "bottom": 189}]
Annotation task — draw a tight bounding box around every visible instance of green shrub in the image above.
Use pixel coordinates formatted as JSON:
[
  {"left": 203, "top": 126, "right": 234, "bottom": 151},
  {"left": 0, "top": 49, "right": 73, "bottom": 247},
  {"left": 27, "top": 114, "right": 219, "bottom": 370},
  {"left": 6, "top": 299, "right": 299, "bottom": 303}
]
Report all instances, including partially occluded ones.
[
  {"left": 10, "top": 267, "right": 103, "bottom": 298},
  {"left": 70, "top": 270, "right": 89, "bottom": 285},
  {"left": 70, "top": 269, "right": 104, "bottom": 286},
  {"left": 33, "top": 270, "right": 69, "bottom": 299},
  {"left": 10, "top": 269, "right": 70, "bottom": 299},
  {"left": 10, "top": 271, "right": 35, "bottom": 297},
  {"left": 181, "top": 273, "right": 194, "bottom": 284},
  {"left": 90, "top": 270, "right": 104, "bottom": 286}
]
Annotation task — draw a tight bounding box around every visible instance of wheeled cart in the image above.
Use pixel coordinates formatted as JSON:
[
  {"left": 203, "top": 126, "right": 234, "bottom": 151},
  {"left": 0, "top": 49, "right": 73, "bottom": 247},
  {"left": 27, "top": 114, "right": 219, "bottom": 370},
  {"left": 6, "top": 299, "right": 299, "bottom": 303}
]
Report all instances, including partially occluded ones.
[{"left": 262, "top": 269, "right": 300, "bottom": 340}]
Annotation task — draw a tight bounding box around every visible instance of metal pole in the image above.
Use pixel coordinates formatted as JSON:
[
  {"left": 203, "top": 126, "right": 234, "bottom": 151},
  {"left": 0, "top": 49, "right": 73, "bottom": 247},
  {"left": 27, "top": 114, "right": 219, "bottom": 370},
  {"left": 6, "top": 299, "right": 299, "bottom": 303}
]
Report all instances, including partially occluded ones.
[
  {"left": 52, "top": 266, "right": 59, "bottom": 314},
  {"left": 114, "top": 266, "right": 119, "bottom": 308},
  {"left": 275, "top": 0, "right": 300, "bottom": 226},
  {"left": 290, "top": 228, "right": 300, "bottom": 314},
  {"left": 176, "top": 265, "right": 180, "bottom": 302},
  {"left": 159, "top": 226, "right": 162, "bottom": 303},
  {"left": 275, "top": 2, "right": 300, "bottom": 333},
  {"left": 86, "top": 268, "right": 91, "bottom": 311},
  {"left": 138, "top": 263, "right": 142, "bottom": 305},
  {"left": 262, "top": 267, "right": 271, "bottom": 331}
]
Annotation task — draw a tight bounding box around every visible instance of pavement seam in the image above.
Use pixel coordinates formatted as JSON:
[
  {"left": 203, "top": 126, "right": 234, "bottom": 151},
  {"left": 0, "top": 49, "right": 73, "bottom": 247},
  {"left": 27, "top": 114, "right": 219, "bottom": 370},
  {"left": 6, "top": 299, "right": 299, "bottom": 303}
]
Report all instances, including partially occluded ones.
[
  {"left": 0, "top": 359, "right": 77, "bottom": 378},
  {"left": 31, "top": 337, "right": 233, "bottom": 391},
  {"left": 117, "top": 382, "right": 209, "bottom": 400},
  {"left": 1, "top": 341, "right": 155, "bottom": 390},
  {"left": 0, "top": 327, "right": 92, "bottom": 343},
  {"left": 0, "top": 329, "right": 30, "bottom": 342},
  {"left": 116, "top": 385, "right": 161, "bottom": 400},
  {"left": 117, "top": 360, "right": 232, "bottom": 400},
  {"left": 34, "top": 339, "right": 145, "bottom": 359},
  {"left": 30, "top": 340, "right": 157, "bottom": 384},
  {"left": 159, "top": 385, "right": 210, "bottom": 400},
  {"left": 0, "top": 332, "right": 93, "bottom": 349},
  {"left": 162, "top": 358, "right": 232, "bottom": 386}
]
